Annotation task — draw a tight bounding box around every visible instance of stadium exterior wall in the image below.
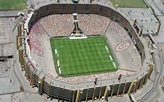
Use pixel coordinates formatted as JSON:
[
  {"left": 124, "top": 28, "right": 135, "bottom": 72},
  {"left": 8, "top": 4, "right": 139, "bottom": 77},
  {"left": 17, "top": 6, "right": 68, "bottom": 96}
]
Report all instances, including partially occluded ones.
[{"left": 17, "top": 3, "right": 154, "bottom": 101}]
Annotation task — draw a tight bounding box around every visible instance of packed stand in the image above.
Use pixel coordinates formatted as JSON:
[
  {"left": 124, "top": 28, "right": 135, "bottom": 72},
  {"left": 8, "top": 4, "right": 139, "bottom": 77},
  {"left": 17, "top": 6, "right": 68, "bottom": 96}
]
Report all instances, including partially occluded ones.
[
  {"left": 29, "top": 23, "right": 44, "bottom": 57},
  {"left": 56, "top": 70, "right": 134, "bottom": 84},
  {"left": 38, "top": 14, "right": 110, "bottom": 37},
  {"left": 78, "top": 14, "right": 110, "bottom": 35},
  {"left": 38, "top": 14, "right": 73, "bottom": 37}
]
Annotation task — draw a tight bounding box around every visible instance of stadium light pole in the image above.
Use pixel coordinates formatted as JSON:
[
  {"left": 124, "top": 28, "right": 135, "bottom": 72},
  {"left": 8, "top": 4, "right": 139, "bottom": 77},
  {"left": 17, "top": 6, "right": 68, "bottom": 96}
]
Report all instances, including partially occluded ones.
[
  {"left": 115, "top": 4, "right": 118, "bottom": 9},
  {"left": 72, "top": 0, "right": 79, "bottom": 3}
]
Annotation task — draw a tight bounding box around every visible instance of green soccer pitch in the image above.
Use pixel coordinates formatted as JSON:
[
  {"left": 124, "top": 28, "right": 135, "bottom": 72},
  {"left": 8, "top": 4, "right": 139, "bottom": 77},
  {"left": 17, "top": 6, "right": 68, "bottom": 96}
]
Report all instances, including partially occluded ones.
[
  {"left": 109, "top": 0, "right": 147, "bottom": 8},
  {"left": 0, "top": 0, "right": 26, "bottom": 10},
  {"left": 50, "top": 36, "right": 117, "bottom": 77}
]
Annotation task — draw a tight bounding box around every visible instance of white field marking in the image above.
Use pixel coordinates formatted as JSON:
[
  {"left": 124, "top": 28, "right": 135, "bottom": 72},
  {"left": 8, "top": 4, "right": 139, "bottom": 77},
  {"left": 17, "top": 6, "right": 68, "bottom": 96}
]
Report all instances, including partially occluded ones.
[
  {"left": 105, "top": 46, "right": 109, "bottom": 52},
  {"left": 59, "top": 67, "right": 61, "bottom": 74},
  {"left": 112, "top": 62, "right": 116, "bottom": 68},
  {"left": 55, "top": 49, "right": 57, "bottom": 54},
  {"left": 69, "top": 36, "right": 87, "bottom": 39},
  {"left": 57, "top": 60, "right": 60, "bottom": 67},
  {"left": 109, "top": 55, "right": 113, "bottom": 60}
]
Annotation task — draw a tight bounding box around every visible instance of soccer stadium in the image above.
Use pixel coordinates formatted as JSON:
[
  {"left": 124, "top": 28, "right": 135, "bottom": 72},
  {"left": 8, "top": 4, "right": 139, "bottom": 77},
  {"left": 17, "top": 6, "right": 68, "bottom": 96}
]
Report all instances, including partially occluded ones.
[{"left": 16, "top": 2, "right": 154, "bottom": 102}]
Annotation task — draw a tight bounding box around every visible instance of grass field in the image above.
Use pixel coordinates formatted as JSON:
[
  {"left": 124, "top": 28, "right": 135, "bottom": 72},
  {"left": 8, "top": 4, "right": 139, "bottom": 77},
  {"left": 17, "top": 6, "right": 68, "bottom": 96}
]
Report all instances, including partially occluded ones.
[
  {"left": 50, "top": 36, "right": 117, "bottom": 77},
  {"left": 0, "top": 0, "right": 26, "bottom": 10},
  {"left": 109, "top": 0, "right": 147, "bottom": 8}
]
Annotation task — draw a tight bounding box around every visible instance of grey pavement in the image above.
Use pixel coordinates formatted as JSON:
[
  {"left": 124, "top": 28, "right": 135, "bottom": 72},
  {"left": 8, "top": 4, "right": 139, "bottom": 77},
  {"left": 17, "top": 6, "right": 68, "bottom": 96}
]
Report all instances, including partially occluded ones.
[
  {"left": 0, "top": 92, "right": 131, "bottom": 102},
  {"left": 155, "top": 16, "right": 164, "bottom": 43},
  {"left": 130, "top": 0, "right": 164, "bottom": 101},
  {"left": 0, "top": 14, "right": 37, "bottom": 98},
  {"left": 158, "top": 94, "right": 164, "bottom": 102},
  {"left": 137, "top": 44, "right": 164, "bottom": 102},
  {"left": 145, "top": 2, "right": 164, "bottom": 101},
  {"left": 132, "top": 80, "right": 153, "bottom": 101},
  {"left": 0, "top": 18, "right": 20, "bottom": 95},
  {"left": 86, "top": 94, "right": 131, "bottom": 102},
  {"left": 0, "top": 11, "right": 19, "bottom": 17},
  {"left": 0, "top": 18, "right": 15, "bottom": 44},
  {"left": 119, "top": 8, "right": 159, "bottom": 35},
  {"left": 146, "top": 0, "right": 164, "bottom": 43},
  {"left": 0, "top": 60, "right": 20, "bottom": 95},
  {"left": 152, "top": 0, "right": 164, "bottom": 14},
  {"left": 0, "top": 92, "right": 53, "bottom": 102}
]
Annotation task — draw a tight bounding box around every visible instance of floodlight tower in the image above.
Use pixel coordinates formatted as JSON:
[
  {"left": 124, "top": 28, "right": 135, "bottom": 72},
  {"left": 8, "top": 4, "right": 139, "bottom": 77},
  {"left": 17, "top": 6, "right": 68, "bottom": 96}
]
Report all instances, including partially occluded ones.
[{"left": 70, "top": 13, "right": 86, "bottom": 38}]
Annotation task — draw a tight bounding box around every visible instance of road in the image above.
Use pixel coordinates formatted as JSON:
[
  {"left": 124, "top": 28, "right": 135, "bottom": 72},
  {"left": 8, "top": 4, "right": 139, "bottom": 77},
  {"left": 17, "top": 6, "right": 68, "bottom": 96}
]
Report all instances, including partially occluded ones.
[
  {"left": 137, "top": 0, "right": 164, "bottom": 101},
  {"left": 139, "top": 44, "right": 163, "bottom": 102}
]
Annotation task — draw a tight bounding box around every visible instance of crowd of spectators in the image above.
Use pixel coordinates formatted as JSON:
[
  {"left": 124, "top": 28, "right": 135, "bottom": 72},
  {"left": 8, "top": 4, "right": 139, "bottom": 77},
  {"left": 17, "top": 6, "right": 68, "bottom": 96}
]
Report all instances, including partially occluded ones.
[
  {"left": 38, "top": 14, "right": 110, "bottom": 37},
  {"left": 56, "top": 70, "right": 134, "bottom": 84},
  {"left": 128, "top": 47, "right": 142, "bottom": 71},
  {"left": 29, "top": 23, "right": 44, "bottom": 57},
  {"left": 78, "top": 14, "right": 110, "bottom": 35},
  {"left": 38, "top": 14, "right": 73, "bottom": 37}
]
